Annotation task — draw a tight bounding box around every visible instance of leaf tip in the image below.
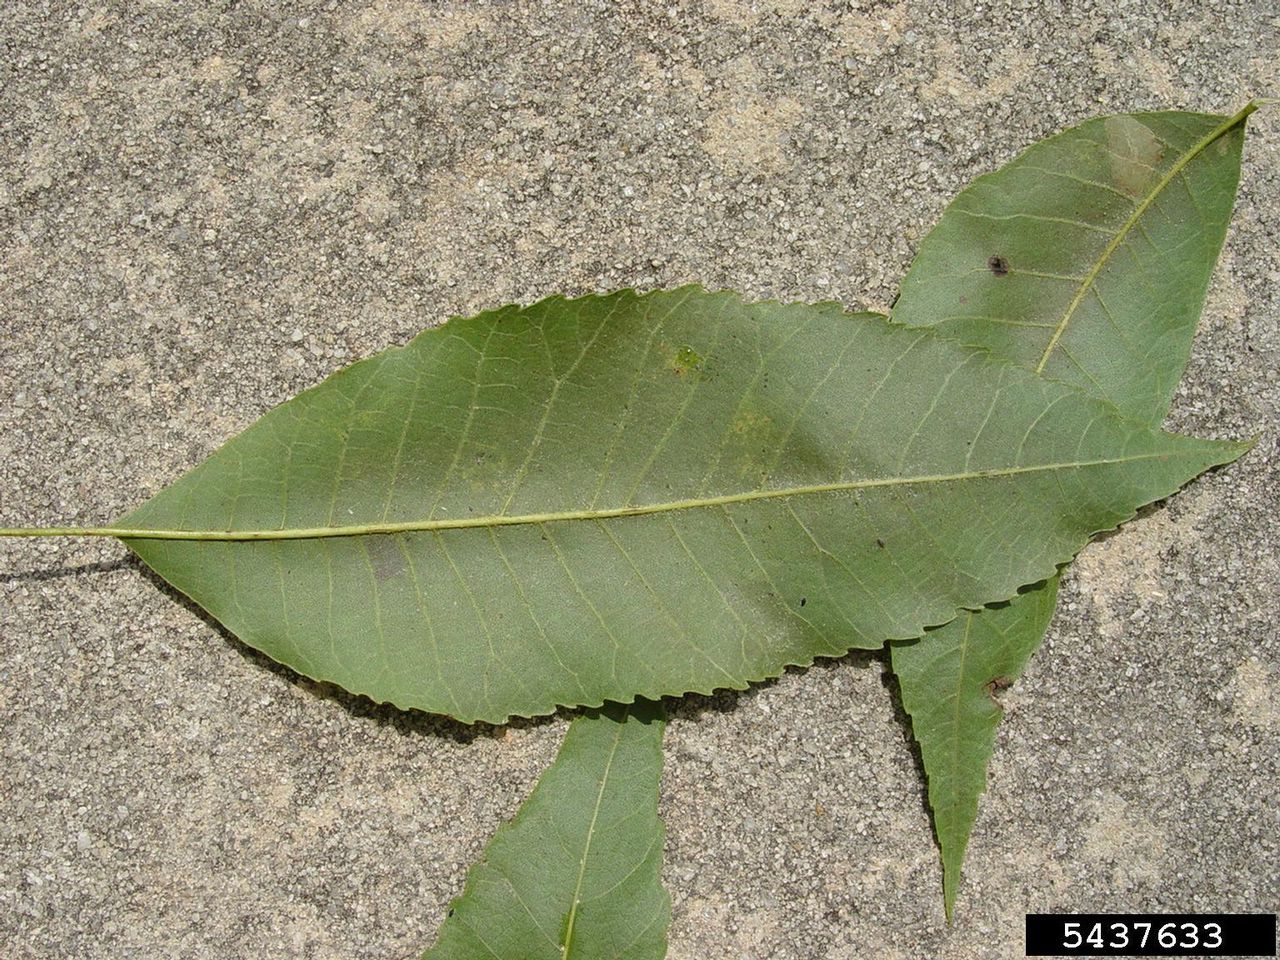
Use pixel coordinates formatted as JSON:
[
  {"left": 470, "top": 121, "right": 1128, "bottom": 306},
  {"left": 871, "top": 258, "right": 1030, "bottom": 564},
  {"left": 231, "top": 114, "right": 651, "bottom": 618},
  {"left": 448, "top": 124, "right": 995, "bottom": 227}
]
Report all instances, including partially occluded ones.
[
  {"left": 1222, "top": 434, "right": 1260, "bottom": 463},
  {"left": 942, "top": 868, "right": 958, "bottom": 925},
  {"left": 1180, "top": 433, "right": 1256, "bottom": 471}
]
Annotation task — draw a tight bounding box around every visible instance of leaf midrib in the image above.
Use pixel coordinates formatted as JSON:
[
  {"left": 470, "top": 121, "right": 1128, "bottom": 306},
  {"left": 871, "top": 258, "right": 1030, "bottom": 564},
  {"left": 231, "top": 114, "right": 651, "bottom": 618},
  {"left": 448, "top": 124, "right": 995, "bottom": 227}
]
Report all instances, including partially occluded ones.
[
  {"left": 1033, "top": 103, "right": 1256, "bottom": 374},
  {"left": 559, "top": 707, "right": 628, "bottom": 959},
  {"left": 0, "top": 450, "right": 1220, "bottom": 541}
]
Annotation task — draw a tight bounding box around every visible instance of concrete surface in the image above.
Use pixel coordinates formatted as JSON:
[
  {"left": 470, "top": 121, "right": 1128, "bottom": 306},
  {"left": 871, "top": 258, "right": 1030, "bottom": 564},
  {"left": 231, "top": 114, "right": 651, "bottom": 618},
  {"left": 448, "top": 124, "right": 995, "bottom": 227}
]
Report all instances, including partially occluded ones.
[{"left": 1, "top": 2, "right": 1277, "bottom": 958}]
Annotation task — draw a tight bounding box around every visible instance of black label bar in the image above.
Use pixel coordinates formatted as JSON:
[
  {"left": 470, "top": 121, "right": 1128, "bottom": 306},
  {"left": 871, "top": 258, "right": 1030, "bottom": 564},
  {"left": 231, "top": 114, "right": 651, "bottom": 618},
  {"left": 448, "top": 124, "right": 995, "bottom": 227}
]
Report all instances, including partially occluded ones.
[{"left": 1025, "top": 913, "right": 1276, "bottom": 956}]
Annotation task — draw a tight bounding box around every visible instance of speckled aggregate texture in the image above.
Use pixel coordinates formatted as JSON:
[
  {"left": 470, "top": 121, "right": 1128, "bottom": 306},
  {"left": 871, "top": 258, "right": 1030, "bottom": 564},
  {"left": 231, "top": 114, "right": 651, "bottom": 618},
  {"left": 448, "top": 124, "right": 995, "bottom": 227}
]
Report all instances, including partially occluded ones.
[{"left": 1, "top": 2, "right": 1277, "bottom": 958}]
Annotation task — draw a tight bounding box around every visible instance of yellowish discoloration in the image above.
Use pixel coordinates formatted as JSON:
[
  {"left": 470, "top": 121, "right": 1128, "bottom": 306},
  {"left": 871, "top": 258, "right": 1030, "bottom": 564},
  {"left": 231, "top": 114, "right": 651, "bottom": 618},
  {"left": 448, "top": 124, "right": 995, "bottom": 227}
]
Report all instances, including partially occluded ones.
[
  {"left": 672, "top": 345, "right": 705, "bottom": 376},
  {"left": 1231, "top": 659, "right": 1280, "bottom": 731},
  {"left": 920, "top": 37, "right": 1034, "bottom": 108},
  {"left": 1082, "top": 791, "right": 1168, "bottom": 884},
  {"left": 1103, "top": 115, "right": 1166, "bottom": 197},
  {"left": 731, "top": 410, "right": 772, "bottom": 435},
  {"left": 701, "top": 57, "right": 802, "bottom": 174},
  {"left": 1072, "top": 491, "right": 1211, "bottom": 640}
]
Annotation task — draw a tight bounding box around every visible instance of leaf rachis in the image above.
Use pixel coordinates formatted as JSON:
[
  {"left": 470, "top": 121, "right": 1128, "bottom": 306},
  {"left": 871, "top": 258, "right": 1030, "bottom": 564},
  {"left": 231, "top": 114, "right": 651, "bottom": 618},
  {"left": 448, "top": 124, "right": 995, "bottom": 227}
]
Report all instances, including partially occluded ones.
[{"left": 0, "top": 448, "right": 1243, "bottom": 542}]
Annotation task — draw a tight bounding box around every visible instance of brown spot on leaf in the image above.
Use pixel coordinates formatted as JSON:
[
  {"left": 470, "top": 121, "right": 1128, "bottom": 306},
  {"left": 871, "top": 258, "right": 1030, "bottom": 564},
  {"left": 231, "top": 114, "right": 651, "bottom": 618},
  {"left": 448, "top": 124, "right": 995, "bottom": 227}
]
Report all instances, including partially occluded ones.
[
  {"left": 984, "top": 675, "right": 1014, "bottom": 705},
  {"left": 987, "top": 255, "right": 1009, "bottom": 277}
]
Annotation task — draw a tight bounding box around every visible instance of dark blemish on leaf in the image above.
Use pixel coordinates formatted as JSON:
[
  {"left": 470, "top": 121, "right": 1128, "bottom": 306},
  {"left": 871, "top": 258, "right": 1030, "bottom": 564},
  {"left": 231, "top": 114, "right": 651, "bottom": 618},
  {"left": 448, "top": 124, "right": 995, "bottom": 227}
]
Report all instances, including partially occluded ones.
[
  {"left": 876, "top": 538, "right": 885, "bottom": 548},
  {"left": 799, "top": 597, "right": 807, "bottom": 607},
  {"left": 987, "top": 255, "right": 1009, "bottom": 277},
  {"left": 959, "top": 295, "right": 969, "bottom": 305},
  {"left": 365, "top": 534, "right": 406, "bottom": 582},
  {"left": 984, "top": 675, "right": 1014, "bottom": 705}
]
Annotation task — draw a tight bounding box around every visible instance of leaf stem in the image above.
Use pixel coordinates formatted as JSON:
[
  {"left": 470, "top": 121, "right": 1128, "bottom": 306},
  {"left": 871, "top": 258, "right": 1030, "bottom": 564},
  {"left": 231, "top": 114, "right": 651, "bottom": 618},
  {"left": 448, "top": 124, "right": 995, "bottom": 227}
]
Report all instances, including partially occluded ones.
[{"left": 0, "top": 447, "right": 1243, "bottom": 542}]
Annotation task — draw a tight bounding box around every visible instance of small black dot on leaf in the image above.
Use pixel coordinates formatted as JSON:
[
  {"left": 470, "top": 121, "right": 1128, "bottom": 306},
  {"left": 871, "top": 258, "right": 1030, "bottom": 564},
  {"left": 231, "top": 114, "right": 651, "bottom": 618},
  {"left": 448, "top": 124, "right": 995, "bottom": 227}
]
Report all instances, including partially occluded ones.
[
  {"left": 988, "top": 255, "right": 1010, "bottom": 276},
  {"left": 799, "top": 597, "right": 807, "bottom": 607}
]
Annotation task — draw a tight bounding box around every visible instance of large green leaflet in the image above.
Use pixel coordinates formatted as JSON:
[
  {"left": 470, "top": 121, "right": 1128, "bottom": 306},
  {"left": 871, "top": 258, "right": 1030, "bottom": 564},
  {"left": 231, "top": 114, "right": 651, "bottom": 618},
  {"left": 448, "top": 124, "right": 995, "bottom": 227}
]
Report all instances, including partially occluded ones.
[
  {"left": 116, "top": 291, "right": 1242, "bottom": 723},
  {"left": 888, "top": 105, "right": 1252, "bottom": 918},
  {"left": 423, "top": 702, "right": 669, "bottom": 960},
  {"left": 449, "top": 107, "right": 1258, "bottom": 949}
]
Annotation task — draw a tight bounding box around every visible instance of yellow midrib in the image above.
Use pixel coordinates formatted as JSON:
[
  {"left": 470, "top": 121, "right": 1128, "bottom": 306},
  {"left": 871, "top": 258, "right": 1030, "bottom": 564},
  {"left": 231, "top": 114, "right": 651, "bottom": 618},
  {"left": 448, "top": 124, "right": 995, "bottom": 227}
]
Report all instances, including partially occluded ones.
[
  {"left": 559, "top": 711, "right": 627, "bottom": 959},
  {"left": 0, "top": 449, "right": 1221, "bottom": 541}
]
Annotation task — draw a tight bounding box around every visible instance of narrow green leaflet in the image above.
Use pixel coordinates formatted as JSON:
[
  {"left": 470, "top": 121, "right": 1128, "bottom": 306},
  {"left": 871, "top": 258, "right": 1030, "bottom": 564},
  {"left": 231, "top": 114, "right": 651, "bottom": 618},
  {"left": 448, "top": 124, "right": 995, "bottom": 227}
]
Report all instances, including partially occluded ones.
[
  {"left": 889, "top": 581, "right": 1058, "bottom": 917},
  {"left": 102, "top": 290, "right": 1242, "bottom": 722},
  {"left": 423, "top": 702, "right": 668, "bottom": 960},
  {"left": 888, "top": 105, "right": 1253, "bottom": 918}
]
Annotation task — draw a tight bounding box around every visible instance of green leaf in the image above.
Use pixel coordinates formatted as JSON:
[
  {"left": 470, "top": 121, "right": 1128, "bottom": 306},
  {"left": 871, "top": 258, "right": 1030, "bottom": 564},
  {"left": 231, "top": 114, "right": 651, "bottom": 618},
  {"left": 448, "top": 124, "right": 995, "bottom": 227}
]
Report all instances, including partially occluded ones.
[
  {"left": 423, "top": 701, "right": 669, "bottom": 960},
  {"left": 893, "top": 106, "right": 1251, "bottom": 424},
  {"left": 888, "top": 105, "right": 1253, "bottom": 919},
  {"left": 890, "top": 581, "right": 1057, "bottom": 918},
  {"left": 116, "top": 288, "right": 1243, "bottom": 722}
]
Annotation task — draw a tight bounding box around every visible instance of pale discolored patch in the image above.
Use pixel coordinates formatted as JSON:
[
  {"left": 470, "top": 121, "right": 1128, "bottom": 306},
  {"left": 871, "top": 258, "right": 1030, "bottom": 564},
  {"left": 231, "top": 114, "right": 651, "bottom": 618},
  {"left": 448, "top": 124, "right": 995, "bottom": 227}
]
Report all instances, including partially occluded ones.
[
  {"left": 1081, "top": 791, "right": 1168, "bottom": 885},
  {"left": 1231, "top": 659, "right": 1280, "bottom": 731},
  {"left": 920, "top": 38, "right": 1034, "bottom": 108},
  {"left": 1103, "top": 115, "right": 1166, "bottom": 198},
  {"left": 365, "top": 535, "right": 408, "bottom": 583},
  {"left": 701, "top": 58, "right": 802, "bottom": 174},
  {"left": 1072, "top": 491, "right": 1212, "bottom": 640}
]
